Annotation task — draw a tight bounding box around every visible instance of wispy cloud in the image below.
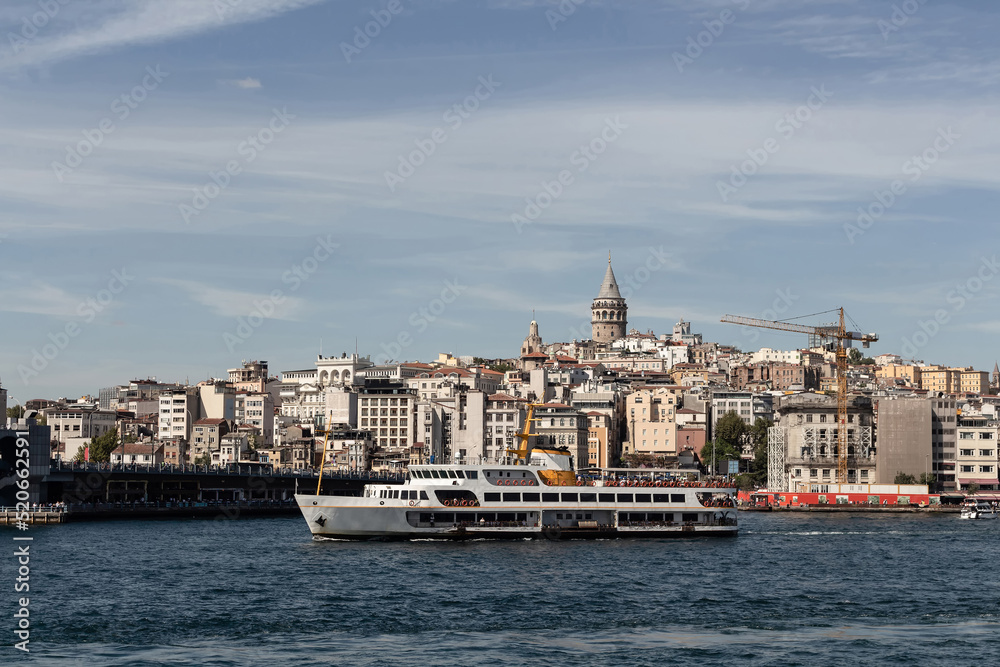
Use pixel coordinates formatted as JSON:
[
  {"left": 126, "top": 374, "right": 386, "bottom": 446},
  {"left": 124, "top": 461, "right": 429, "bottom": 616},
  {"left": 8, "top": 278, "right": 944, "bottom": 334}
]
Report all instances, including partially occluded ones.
[
  {"left": 0, "top": 0, "right": 328, "bottom": 72},
  {"left": 225, "top": 77, "right": 263, "bottom": 89},
  {"left": 157, "top": 278, "right": 307, "bottom": 320}
]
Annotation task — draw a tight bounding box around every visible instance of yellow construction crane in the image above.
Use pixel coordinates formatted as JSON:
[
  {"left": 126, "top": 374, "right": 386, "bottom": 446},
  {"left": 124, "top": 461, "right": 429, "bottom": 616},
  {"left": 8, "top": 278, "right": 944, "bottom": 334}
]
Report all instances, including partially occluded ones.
[{"left": 720, "top": 308, "right": 878, "bottom": 481}]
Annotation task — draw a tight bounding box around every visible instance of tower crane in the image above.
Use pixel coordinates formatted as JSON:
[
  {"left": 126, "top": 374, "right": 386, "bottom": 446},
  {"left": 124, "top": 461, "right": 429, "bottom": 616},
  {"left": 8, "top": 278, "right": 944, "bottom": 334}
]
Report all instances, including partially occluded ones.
[{"left": 720, "top": 308, "right": 878, "bottom": 482}]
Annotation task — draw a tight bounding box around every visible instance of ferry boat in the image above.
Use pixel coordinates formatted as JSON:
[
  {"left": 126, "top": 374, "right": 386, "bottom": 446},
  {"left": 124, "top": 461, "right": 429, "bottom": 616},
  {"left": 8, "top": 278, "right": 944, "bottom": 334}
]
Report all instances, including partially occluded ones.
[
  {"left": 959, "top": 499, "right": 998, "bottom": 520},
  {"left": 295, "top": 405, "right": 738, "bottom": 540}
]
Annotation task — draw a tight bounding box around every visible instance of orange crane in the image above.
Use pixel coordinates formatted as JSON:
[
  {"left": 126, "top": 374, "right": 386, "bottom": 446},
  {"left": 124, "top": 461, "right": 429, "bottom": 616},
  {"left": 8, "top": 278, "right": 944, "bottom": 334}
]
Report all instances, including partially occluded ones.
[{"left": 720, "top": 308, "right": 878, "bottom": 481}]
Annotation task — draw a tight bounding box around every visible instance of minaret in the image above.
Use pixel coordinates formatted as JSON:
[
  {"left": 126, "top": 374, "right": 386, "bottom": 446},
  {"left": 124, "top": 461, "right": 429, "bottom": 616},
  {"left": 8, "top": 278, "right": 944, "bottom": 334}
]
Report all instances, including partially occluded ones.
[
  {"left": 993, "top": 361, "right": 999, "bottom": 392},
  {"left": 591, "top": 252, "right": 628, "bottom": 343}
]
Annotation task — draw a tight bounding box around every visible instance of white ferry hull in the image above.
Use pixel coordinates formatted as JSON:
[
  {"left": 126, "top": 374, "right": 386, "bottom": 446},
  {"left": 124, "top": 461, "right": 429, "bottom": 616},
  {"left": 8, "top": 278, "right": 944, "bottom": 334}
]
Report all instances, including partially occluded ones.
[{"left": 296, "top": 491, "right": 738, "bottom": 540}]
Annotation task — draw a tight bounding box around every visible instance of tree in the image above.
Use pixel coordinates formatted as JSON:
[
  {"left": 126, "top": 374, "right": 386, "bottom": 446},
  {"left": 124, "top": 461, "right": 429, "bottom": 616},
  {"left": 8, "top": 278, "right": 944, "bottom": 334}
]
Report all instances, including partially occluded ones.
[
  {"left": 847, "top": 348, "right": 875, "bottom": 365},
  {"left": 87, "top": 428, "right": 121, "bottom": 463},
  {"left": 749, "top": 417, "right": 773, "bottom": 485},
  {"left": 194, "top": 453, "right": 211, "bottom": 466},
  {"left": 7, "top": 404, "right": 25, "bottom": 420},
  {"left": 918, "top": 472, "right": 937, "bottom": 490},
  {"left": 894, "top": 472, "right": 917, "bottom": 484},
  {"left": 965, "top": 482, "right": 980, "bottom": 496},
  {"left": 72, "top": 446, "right": 86, "bottom": 463}
]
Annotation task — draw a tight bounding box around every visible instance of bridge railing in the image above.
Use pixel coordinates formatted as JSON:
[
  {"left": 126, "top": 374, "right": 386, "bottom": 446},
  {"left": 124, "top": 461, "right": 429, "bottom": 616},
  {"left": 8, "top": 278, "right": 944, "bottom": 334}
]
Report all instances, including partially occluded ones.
[{"left": 48, "top": 460, "right": 406, "bottom": 482}]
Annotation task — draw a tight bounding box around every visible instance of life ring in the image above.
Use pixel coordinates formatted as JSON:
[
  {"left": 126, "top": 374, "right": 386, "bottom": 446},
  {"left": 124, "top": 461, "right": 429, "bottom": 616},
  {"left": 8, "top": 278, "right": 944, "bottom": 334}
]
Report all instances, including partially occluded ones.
[{"left": 408, "top": 500, "right": 416, "bottom": 506}]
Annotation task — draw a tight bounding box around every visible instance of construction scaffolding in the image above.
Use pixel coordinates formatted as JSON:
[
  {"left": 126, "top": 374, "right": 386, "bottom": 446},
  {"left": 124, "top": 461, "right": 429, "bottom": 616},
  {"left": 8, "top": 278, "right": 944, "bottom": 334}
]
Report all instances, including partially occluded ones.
[{"left": 767, "top": 425, "right": 787, "bottom": 492}]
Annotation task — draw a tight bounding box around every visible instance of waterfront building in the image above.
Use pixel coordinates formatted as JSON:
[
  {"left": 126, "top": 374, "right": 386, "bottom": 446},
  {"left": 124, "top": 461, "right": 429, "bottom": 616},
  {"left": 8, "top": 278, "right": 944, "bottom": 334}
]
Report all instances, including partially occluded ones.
[
  {"left": 873, "top": 398, "right": 932, "bottom": 485},
  {"left": 316, "top": 353, "right": 373, "bottom": 387},
  {"left": 955, "top": 415, "right": 999, "bottom": 493},
  {"left": 931, "top": 396, "right": 958, "bottom": 491},
  {"left": 768, "top": 392, "right": 875, "bottom": 491}
]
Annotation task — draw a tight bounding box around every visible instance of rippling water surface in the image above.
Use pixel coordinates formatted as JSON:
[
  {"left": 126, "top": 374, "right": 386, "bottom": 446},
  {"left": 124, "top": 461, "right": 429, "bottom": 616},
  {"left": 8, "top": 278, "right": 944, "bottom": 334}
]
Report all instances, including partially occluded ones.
[{"left": 5, "top": 512, "right": 999, "bottom": 665}]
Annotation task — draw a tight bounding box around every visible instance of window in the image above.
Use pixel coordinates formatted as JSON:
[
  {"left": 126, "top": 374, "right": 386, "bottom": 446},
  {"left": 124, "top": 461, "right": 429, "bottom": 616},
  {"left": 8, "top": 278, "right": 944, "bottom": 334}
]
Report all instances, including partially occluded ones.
[
  {"left": 484, "top": 493, "right": 501, "bottom": 502},
  {"left": 981, "top": 450, "right": 994, "bottom": 457},
  {"left": 580, "top": 493, "right": 597, "bottom": 502},
  {"left": 502, "top": 493, "right": 520, "bottom": 502},
  {"left": 542, "top": 493, "right": 559, "bottom": 502},
  {"left": 960, "top": 449, "right": 974, "bottom": 456},
  {"left": 617, "top": 494, "right": 633, "bottom": 502},
  {"left": 523, "top": 493, "right": 540, "bottom": 502},
  {"left": 980, "top": 466, "right": 994, "bottom": 473},
  {"left": 561, "top": 493, "right": 578, "bottom": 502},
  {"left": 635, "top": 494, "right": 651, "bottom": 503},
  {"left": 961, "top": 465, "right": 974, "bottom": 473}
]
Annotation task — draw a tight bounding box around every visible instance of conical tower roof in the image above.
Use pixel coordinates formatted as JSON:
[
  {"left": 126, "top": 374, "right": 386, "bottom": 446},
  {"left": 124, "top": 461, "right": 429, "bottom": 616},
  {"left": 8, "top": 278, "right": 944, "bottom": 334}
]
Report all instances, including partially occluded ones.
[{"left": 597, "top": 256, "right": 622, "bottom": 299}]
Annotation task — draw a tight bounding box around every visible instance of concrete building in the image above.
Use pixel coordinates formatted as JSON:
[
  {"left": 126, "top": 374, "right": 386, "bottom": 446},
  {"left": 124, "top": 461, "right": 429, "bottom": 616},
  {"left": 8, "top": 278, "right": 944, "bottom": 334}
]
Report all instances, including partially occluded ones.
[
  {"left": 874, "top": 398, "right": 932, "bottom": 485},
  {"left": 485, "top": 393, "right": 527, "bottom": 462},
  {"left": 671, "top": 319, "right": 702, "bottom": 346},
  {"left": 0, "top": 380, "right": 6, "bottom": 427},
  {"left": 931, "top": 396, "right": 958, "bottom": 491},
  {"left": 191, "top": 418, "right": 230, "bottom": 463},
  {"left": 235, "top": 392, "right": 274, "bottom": 446},
  {"left": 584, "top": 411, "right": 613, "bottom": 469},
  {"left": 533, "top": 403, "right": 589, "bottom": 467},
  {"left": 768, "top": 392, "right": 875, "bottom": 490},
  {"left": 323, "top": 387, "right": 358, "bottom": 431},
  {"left": 358, "top": 382, "right": 416, "bottom": 452},
  {"left": 591, "top": 256, "right": 627, "bottom": 343},
  {"left": 198, "top": 382, "right": 236, "bottom": 421},
  {"left": 955, "top": 415, "right": 999, "bottom": 492},
  {"left": 158, "top": 388, "right": 201, "bottom": 442}
]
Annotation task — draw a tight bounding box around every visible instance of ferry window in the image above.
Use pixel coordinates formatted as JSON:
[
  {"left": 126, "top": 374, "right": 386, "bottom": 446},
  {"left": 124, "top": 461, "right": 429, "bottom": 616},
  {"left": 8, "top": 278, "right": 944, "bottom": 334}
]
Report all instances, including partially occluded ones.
[
  {"left": 599, "top": 494, "right": 615, "bottom": 502},
  {"left": 485, "top": 471, "right": 491, "bottom": 477},
  {"left": 516, "top": 513, "right": 527, "bottom": 521},
  {"left": 647, "top": 513, "right": 662, "bottom": 521},
  {"left": 556, "top": 513, "right": 563, "bottom": 519},
  {"left": 447, "top": 470, "right": 458, "bottom": 479},
  {"left": 682, "top": 513, "right": 698, "bottom": 522},
  {"left": 636, "top": 494, "right": 651, "bottom": 503},
  {"left": 523, "top": 493, "right": 540, "bottom": 502},
  {"left": 617, "top": 494, "right": 633, "bottom": 503},
  {"left": 653, "top": 494, "right": 669, "bottom": 503},
  {"left": 584, "top": 514, "right": 592, "bottom": 520},
  {"left": 467, "top": 471, "right": 478, "bottom": 479},
  {"left": 575, "top": 514, "right": 583, "bottom": 519},
  {"left": 561, "top": 493, "right": 578, "bottom": 502},
  {"left": 542, "top": 493, "right": 559, "bottom": 502},
  {"left": 456, "top": 470, "right": 465, "bottom": 478},
  {"left": 580, "top": 493, "right": 596, "bottom": 502},
  {"left": 503, "top": 493, "right": 520, "bottom": 502},
  {"left": 430, "top": 470, "right": 441, "bottom": 478},
  {"left": 420, "top": 491, "right": 429, "bottom": 500},
  {"left": 485, "top": 493, "right": 501, "bottom": 502},
  {"left": 670, "top": 494, "right": 685, "bottom": 503}
]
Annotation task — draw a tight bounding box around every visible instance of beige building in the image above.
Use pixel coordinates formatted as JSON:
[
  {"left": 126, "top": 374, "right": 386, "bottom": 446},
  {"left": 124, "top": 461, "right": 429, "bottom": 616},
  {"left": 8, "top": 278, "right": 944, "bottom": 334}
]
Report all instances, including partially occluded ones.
[
  {"left": 876, "top": 364, "right": 922, "bottom": 387},
  {"left": 624, "top": 386, "right": 681, "bottom": 459}
]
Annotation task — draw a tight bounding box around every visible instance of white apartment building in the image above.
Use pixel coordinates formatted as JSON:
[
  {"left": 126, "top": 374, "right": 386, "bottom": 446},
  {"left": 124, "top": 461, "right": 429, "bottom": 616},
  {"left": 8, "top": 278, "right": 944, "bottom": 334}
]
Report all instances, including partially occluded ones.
[{"left": 955, "top": 416, "right": 999, "bottom": 492}]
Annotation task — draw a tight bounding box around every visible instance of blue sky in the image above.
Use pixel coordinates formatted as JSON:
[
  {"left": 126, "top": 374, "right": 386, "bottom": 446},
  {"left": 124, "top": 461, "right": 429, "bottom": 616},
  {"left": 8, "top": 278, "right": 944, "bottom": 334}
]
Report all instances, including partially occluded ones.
[{"left": 2, "top": 0, "right": 1000, "bottom": 400}]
